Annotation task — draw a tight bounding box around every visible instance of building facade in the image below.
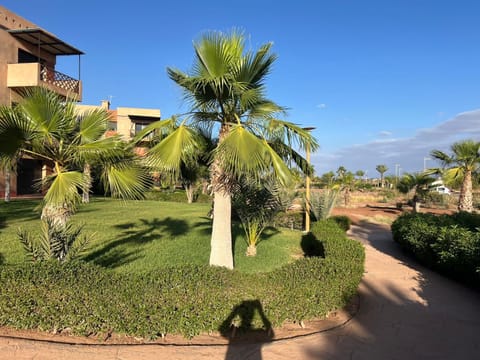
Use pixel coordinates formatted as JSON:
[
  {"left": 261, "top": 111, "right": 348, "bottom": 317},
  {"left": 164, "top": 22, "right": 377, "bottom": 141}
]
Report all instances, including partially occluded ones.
[{"left": 0, "top": 6, "right": 161, "bottom": 198}]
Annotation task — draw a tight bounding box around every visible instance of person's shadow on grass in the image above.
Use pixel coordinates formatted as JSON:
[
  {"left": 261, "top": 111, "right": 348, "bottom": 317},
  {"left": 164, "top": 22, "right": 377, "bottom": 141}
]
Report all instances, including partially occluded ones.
[{"left": 220, "top": 300, "right": 274, "bottom": 360}]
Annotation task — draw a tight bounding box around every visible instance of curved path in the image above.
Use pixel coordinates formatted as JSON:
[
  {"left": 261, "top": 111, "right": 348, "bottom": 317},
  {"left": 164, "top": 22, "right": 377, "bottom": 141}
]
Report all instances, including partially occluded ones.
[{"left": 1, "top": 222, "right": 480, "bottom": 359}]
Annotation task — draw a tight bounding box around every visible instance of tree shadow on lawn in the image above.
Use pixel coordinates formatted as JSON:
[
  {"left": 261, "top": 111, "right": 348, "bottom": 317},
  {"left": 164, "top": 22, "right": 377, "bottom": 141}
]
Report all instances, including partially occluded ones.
[
  {"left": 83, "top": 217, "right": 189, "bottom": 268},
  {"left": 0, "top": 200, "right": 41, "bottom": 223}
]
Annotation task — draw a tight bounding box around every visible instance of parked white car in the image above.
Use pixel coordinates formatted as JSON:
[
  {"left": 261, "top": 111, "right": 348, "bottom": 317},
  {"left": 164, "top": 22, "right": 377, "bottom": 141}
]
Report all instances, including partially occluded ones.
[{"left": 432, "top": 186, "right": 451, "bottom": 195}]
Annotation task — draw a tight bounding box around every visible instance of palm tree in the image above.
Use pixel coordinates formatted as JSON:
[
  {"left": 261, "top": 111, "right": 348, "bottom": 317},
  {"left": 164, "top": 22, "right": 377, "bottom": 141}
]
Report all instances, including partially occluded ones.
[
  {"left": 355, "top": 170, "right": 365, "bottom": 181},
  {"left": 0, "top": 87, "right": 150, "bottom": 227},
  {"left": 145, "top": 30, "right": 318, "bottom": 269},
  {"left": 376, "top": 164, "right": 388, "bottom": 187},
  {"left": 397, "top": 172, "right": 434, "bottom": 213},
  {"left": 0, "top": 106, "right": 22, "bottom": 202},
  {"left": 431, "top": 140, "right": 480, "bottom": 212}
]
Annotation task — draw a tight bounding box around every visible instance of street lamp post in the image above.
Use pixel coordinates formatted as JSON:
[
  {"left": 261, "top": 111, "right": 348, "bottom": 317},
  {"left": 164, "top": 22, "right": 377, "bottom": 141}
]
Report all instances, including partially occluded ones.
[
  {"left": 395, "top": 164, "right": 400, "bottom": 185},
  {"left": 423, "top": 157, "right": 431, "bottom": 172},
  {"left": 303, "top": 127, "right": 316, "bottom": 233}
]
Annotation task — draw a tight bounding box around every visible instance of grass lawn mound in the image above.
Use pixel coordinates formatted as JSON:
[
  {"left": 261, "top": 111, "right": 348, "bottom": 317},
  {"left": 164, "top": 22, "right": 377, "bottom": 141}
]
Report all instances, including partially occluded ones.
[{"left": 0, "top": 199, "right": 364, "bottom": 341}]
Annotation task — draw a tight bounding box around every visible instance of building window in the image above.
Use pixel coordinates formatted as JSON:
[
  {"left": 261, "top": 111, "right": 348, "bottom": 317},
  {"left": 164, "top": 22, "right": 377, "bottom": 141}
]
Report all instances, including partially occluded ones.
[{"left": 107, "top": 121, "right": 117, "bottom": 131}]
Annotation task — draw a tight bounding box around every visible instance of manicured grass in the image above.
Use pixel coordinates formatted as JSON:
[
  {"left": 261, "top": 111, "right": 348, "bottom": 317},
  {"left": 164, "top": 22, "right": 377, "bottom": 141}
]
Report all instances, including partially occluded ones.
[{"left": 0, "top": 198, "right": 302, "bottom": 273}]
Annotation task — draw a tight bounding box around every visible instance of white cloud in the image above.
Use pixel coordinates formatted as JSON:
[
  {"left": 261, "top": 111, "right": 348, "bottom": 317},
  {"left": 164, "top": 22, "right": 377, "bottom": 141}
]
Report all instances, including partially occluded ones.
[
  {"left": 316, "top": 103, "right": 327, "bottom": 109},
  {"left": 378, "top": 130, "right": 392, "bottom": 137},
  {"left": 312, "top": 109, "right": 480, "bottom": 176}
]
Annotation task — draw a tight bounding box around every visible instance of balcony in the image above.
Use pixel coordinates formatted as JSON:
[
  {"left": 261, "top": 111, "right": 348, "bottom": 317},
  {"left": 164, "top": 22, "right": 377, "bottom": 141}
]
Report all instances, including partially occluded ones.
[{"left": 7, "top": 63, "right": 82, "bottom": 101}]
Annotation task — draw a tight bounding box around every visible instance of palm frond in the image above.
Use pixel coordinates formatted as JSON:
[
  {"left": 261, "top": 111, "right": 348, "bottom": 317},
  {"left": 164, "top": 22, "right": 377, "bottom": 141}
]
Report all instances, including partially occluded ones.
[
  {"left": 264, "top": 118, "right": 319, "bottom": 153},
  {"left": 0, "top": 105, "right": 32, "bottom": 156},
  {"left": 215, "top": 125, "right": 269, "bottom": 179},
  {"left": 145, "top": 125, "right": 202, "bottom": 174},
  {"left": 76, "top": 108, "right": 109, "bottom": 144},
  {"left": 43, "top": 170, "right": 84, "bottom": 209},
  {"left": 102, "top": 161, "right": 151, "bottom": 200},
  {"left": 131, "top": 118, "right": 176, "bottom": 145},
  {"left": 215, "top": 125, "right": 293, "bottom": 186},
  {"left": 20, "top": 87, "right": 76, "bottom": 141}
]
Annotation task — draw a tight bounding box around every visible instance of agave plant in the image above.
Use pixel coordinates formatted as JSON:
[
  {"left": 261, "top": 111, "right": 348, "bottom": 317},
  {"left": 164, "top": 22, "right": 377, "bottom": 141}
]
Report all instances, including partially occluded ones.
[{"left": 311, "top": 188, "right": 340, "bottom": 220}]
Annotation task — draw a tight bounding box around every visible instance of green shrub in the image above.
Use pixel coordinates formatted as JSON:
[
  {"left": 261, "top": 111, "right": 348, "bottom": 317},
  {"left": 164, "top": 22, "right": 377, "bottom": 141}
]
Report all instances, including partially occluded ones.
[
  {"left": 272, "top": 211, "right": 304, "bottom": 230},
  {"left": 0, "top": 220, "right": 364, "bottom": 340},
  {"left": 144, "top": 190, "right": 211, "bottom": 203},
  {"left": 330, "top": 215, "right": 351, "bottom": 231},
  {"left": 391, "top": 212, "right": 480, "bottom": 286},
  {"left": 423, "top": 192, "right": 449, "bottom": 208}
]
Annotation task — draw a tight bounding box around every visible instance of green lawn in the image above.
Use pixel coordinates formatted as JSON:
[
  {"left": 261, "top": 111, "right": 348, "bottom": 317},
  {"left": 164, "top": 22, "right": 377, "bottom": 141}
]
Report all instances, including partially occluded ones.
[{"left": 0, "top": 198, "right": 302, "bottom": 273}]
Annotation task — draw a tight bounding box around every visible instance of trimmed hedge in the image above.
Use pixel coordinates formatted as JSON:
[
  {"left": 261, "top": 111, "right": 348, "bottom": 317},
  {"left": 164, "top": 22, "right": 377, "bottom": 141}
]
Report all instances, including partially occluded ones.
[
  {"left": 0, "top": 220, "right": 364, "bottom": 340},
  {"left": 330, "top": 215, "right": 351, "bottom": 231},
  {"left": 391, "top": 212, "right": 480, "bottom": 287}
]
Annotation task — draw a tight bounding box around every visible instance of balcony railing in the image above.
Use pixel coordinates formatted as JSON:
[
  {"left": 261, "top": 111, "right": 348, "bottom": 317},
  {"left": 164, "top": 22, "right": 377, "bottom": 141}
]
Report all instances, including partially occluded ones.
[
  {"left": 7, "top": 63, "right": 82, "bottom": 100},
  {"left": 40, "top": 66, "right": 80, "bottom": 94}
]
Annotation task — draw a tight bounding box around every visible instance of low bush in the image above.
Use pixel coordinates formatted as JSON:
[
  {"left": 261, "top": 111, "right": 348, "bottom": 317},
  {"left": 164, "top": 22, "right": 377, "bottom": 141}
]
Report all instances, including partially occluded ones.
[
  {"left": 272, "top": 211, "right": 304, "bottom": 230},
  {"left": 391, "top": 212, "right": 480, "bottom": 287},
  {"left": 0, "top": 220, "right": 364, "bottom": 340},
  {"left": 330, "top": 215, "right": 351, "bottom": 231},
  {"left": 144, "top": 190, "right": 211, "bottom": 203}
]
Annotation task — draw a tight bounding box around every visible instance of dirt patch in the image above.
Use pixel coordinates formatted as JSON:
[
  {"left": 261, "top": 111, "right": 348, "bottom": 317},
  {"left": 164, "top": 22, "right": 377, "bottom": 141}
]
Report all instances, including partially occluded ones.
[{"left": 332, "top": 203, "right": 453, "bottom": 226}]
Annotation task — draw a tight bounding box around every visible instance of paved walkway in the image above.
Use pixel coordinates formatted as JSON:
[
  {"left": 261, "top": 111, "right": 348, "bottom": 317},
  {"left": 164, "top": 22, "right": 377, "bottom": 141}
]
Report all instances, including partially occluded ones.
[{"left": 1, "top": 222, "right": 479, "bottom": 359}]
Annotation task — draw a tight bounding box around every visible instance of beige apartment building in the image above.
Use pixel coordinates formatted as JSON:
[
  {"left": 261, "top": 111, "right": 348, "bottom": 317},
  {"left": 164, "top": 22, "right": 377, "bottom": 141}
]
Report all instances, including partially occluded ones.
[{"left": 0, "top": 6, "right": 160, "bottom": 197}]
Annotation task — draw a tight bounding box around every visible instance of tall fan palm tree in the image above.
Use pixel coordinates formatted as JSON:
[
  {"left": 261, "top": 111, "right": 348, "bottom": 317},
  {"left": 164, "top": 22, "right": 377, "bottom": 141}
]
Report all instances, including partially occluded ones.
[
  {"left": 145, "top": 30, "right": 318, "bottom": 269},
  {"left": 0, "top": 87, "right": 150, "bottom": 227},
  {"left": 431, "top": 140, "right": 480, "bottom": 212}
]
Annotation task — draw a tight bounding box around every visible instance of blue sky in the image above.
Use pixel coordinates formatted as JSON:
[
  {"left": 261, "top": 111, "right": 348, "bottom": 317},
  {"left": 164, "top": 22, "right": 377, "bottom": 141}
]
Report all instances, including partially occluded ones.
[{"left": 3, "top": 0, "right": 480, "bottom": 178}]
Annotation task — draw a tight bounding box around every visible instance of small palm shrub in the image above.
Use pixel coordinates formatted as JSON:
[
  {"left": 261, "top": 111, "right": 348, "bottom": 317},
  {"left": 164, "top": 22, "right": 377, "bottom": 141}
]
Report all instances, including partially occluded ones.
[
  {"left": 232, "top": 178, "right": 282, "bottom": 256},
  {"left": 18, "top": 220, "right": 91, "bottom": 262}
]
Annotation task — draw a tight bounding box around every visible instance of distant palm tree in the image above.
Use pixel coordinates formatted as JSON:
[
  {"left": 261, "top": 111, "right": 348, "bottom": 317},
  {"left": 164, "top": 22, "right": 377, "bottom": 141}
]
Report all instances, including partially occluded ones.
[
  {"left": 355, "top": 170, "right": 365, "bottom": 181},
  {"left": 0, "top": 88, "right": 150, "bottom": 227},
  {"left": 397, "top": 172, "right": 435, "bottom": 212},
  {"left": 376, "top": 164, "right": 388, "bottom": 187},
  {"left": 144, "top": 30, "right": 318, "bottom": 269},
  {"left": 431, "top": 139, "right": 480, "bottom": 212}
]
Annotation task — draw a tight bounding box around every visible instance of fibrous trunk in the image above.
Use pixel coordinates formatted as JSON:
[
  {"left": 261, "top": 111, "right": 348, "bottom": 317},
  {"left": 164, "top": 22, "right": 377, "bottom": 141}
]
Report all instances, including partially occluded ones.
[
  {"left": 185, "top": 183, "right": 195, "bottom": 204},
  {"left": 82, "top": 163, "right": 91, "bottom": 203},
  {"left": 41, "top": 204, "right": 72, "bottom": 229},
  {"left": 4, "top": 167, "right": 10, "bottom": 202},
  {"left": 458, "top": 170, "right": 473, "bottom": 212},
  {"left": 246, "top": 244, "right": 257, "bottom": 257}
]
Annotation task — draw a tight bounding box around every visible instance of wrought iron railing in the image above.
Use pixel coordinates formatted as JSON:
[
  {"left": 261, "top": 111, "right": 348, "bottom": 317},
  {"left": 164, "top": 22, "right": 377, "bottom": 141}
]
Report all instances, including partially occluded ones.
[{"left": 40, "top": 66, "right": 80, "bottom": 94}]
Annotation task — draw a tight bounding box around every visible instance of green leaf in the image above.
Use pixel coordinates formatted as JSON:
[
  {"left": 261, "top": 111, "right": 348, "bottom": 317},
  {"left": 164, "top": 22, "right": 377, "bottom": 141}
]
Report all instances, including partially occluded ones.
[{"left": 145, "top": 125, "right": 202, "bottom": 175}]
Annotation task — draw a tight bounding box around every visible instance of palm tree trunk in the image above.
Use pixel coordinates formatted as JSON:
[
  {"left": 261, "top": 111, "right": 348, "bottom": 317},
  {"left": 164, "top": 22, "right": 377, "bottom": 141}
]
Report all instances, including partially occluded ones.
[
  {"left": 82, "top": 163, "right": 91, "bottom": 203},
  {"left": 4, "top": 166, "right": 11, "bottom": 202},
  {"left": 185, "top": 183, "right": 195, "bottom": 204},
  {"left": 41, "top": 203, "right": 71, "bottom": 228},
  {"left": 210, "top": 189, "right": 233, "bottom": 268},
  {"left": 209, "top": 123, "right": 234, "bottom": 269},
  {"left": 246, "top": 244, "right": 257, "bottom": 257},
  {"left": 458, "top": 170, "right": 473, "bottom": 212}
]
